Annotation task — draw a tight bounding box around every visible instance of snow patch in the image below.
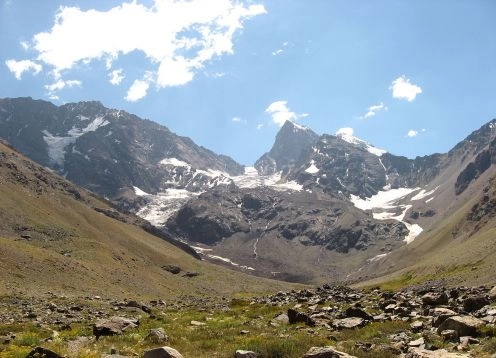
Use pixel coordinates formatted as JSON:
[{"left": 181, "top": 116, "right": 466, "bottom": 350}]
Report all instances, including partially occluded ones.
[
  {"left": 133, "top": 186, "right": 150, "bottom": 196},
  {"left": 411, "top": 186, "right": 438, "bottom": 201},
  {"left": 305, "top": 160, "right": 319, "bottom": 174},
  {"left": 159, "top": 157, "right": 190, "bottom": 168},
  {"left": 336, "top": 128, "right": 387, "bottom": 157}
]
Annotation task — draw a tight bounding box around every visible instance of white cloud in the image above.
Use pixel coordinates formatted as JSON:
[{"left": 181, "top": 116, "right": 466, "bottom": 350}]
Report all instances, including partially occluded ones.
[
  {"left": 231, "top": 116, "right": 246, "bottom": 124},
  {"left": 14, "top": 0, "right": 266, "bottom": 100},
  {"left": 390, "top": 75, "right": 422, "bottom": 102},
  {"left": 109, "top": 69, "right": 124, "bottom": 85},
  {"left": 360, "top": 102, "right": 388, "bottom": 119},
  {"left": 407, "top": 130, "right": 418, "bottom": 137},
  {"left": 5, "top": 59, "right": 42, "bottom": 79},
  {"left": 256, "top": 123, "right": 264, "bottom": 130},
  {"left": 265, "top": 100, "right": 308, "bottom": 127},
  {"left": 20, "top": 41, "right": 30, "bottom": 50},
  {"left": 271, "top": 41, "right": 289, "bottom": 56},
  {"left": 125, "top": 79, "right": 151, "bottom": 102},
  {"left": 44, "top": 79, "right": 81, "bottom": 99},
  {"left": 336, "top": 127, "right": 354, "bottom": 137}
]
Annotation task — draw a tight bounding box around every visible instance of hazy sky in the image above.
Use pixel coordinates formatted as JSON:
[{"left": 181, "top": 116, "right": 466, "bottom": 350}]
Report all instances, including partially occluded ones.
[{"left": 1, "top": 0, "right": 496, "bottom": 164}]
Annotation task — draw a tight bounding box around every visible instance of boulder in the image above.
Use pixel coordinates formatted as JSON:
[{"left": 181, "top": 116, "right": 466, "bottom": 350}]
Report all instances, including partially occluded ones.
[
  {"left": 344, "top": 307, "right": 372, "bottom": 320},
  {"left": 93, "top": 316, "right": 139, "bottom": 339},
  {"left": 126, "top": 300, "right": 152, "bottom": 314},
  {"left": 162, "top": 265, "right": 181, "bottom": 274},
  {"left": 332, "top": 317, "right": 365, "bottom": 330},
  {"left": 234, "top": 350, "right": 258, "bottom": 358},
  {"left": 26, "top": 347, "right": 64, "bottom": 358},
  {"left": 462, "top": 295, "right": 489, "bottom": 312},
  {"left": 302, "top": 346, "right": 357, "bottom": 357},
  {"left": 489, "top": 286, "right": 496, "bottom": 300},
  {"left": 145, "top": 328, "right": 168, "bottom": 343},
  {"left": 143, "top": 346, "right": 184, "bottom": 358},
  {"left": 437, "top": 315, "right": 485, "bottom": 337},
  {"left": 287, "top": 308, "right": 315, "bottom": 326},
  {"left": 421, "top": 292, "right": 448, "bottom": 306}
]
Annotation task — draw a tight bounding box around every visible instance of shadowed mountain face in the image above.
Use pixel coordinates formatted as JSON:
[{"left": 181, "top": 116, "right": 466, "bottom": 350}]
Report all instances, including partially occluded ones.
[{"left": 1, "top": 97, "right": 496, "bottom": 284}]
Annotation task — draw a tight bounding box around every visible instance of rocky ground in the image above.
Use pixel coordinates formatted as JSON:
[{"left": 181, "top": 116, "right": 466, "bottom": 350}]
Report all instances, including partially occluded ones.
[{"left": 1, "top": 284, "right": 495, "bottom": 357}]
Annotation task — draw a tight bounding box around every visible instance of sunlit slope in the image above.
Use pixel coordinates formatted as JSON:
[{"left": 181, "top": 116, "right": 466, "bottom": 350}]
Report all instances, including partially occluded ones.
[{"left": 0, "top": 140, "right": 297, "bottom": 298}]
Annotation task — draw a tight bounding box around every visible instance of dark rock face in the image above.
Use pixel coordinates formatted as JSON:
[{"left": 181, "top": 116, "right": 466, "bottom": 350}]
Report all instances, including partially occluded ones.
[
  {"left": 93, "top": 316, "right": 139, "bottom": 339},
  {"left": 255, "top": 121, "right": 319, "bottom": 175},
  {"left": 167, "top": 187, "right": 408, "bottom": 252},
  {"left": 0, "top": 97, "right": 243, "bottom": 199}
]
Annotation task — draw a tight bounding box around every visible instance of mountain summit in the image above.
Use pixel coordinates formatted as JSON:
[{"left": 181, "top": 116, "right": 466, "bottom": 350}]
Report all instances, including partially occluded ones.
[{"left": 255, "top": 120, "right": 319, "bottom": 175}]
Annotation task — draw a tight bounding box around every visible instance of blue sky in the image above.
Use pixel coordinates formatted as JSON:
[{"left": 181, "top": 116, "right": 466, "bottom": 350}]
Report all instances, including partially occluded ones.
[{"left": 1, "top": 0, "right": 496, "bottom": 165}]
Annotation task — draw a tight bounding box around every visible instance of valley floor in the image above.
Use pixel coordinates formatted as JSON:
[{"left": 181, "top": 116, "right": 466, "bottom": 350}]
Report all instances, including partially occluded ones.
[{"left": 1, "top": 284, "right": 495, "bottom": 357}]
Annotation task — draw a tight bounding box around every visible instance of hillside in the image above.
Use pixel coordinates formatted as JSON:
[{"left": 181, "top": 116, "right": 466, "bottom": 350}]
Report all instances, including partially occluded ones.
[{"left": 0, "top": 140, "right": 297, "bottom": 299}]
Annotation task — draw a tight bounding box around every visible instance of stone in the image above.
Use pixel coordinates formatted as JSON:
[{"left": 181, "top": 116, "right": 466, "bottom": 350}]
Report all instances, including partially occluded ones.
[
  {"left": 437, "top": 315, "right": 485, "bottom": 337},
  {"left": 431, "top": 308, "right": 457, "bottom": 327},
  {"left": 162, "top": 265, "right": 181, "bottom": 274},
  {"left": 235, "top": 350, "right": 258, "bottom": 358},
  {"left": 239, "top": 330, "right": 250, "bottom": 335},
  {"left": 462, "top": 295, "right": 489, "bottom": 312},
  {"left": 26, "top": 346, "right": 64, "bottom": 358},
  {"left": 287, "top": 308, "right": 315, "bottom": 326},
  {"left": 332, "top": 317, "right": 365, "bottom": 330},
  {"left": 93, "top": 316, "right": 139, "bottom": 339},
  {"left": 489, "top": 286, "right": 496, "bottom": 300},
  {"left": 143, "top": 347, "right": 184, "bottom": 358},
  {"left": 404, "top": 347, "right": 470, "bottom": 357},
  {"left": 409, "top": 337, "right": 425, "bottom": 347},
  {"left": 269, "top": 313, "right": 289, "bottom": 326},
  {"left": 126, "top": 300, "right": 152, "bottom": 314},
  {"left": 422, "top": 292, "right": 448, "bottom": 306},
  {"left": 410, "top": 321, "right": 424, "bottom": 332},
  {"left": 302, "top": 346, "right": 357, "bottom": 357},
  {"left": 344, "top": 307, "right": 372, "bottom": 320},
  {"left": 145, "top": 328, "right": 168, "bottom": 343},
  {"left": 190, "top": 320, "right": 206, "bottom": 326},
  {"left": 440, "top": 329, "right": 458, "bottom": 341}
]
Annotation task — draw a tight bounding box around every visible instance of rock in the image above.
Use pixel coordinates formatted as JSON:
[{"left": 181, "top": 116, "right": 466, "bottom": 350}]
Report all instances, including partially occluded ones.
[
  {"left": 269, "top": 313, "right": 289, "bottom": 326},
  {"left": 344, "top": 307, "right": 372, "bottom": 320},
  {"left": 93, "top": 316, "right": 139, "bottom": 339},
  {"left": 332, "top": 317, "right": 365, "bottom": 330},
  {"left": 431, "top": 308, "right": 457, "bottom": 327},
  {"left": 126, "top": 300, "right": 152, "bottom": 314},
  {"left": 143, "top": 346, "right": 184, "bottom": 358},
  {"left": 462, "top": 295, "right": 489, "bottom": 312},
  {"left": 287, "top": 308, "right": 315, "bottom": 326},
  {"left": 409, "top": 337, "right": 425, "bottom": 347},
  {"left": 145, "top": 328, "right": 168, "bottom": 343},
  {"left": 235, "top": 350, "right": 258, "bottom": 358},
  {"left": 404, "top": 347, "right": 470, "bottom": 357},
  {"left": 489, "top": 286, "right": 496, "bottom": 300},
  {"left": 162, "top": 265, "right": 181, "bottom": 274},
  {"left": 410, "top": 321, "right": 424, "bottom": 332},
  {"left": 437, "top": 315, "right": 485, "bottom": 337},
  {"left": 26, "top": 346, "right": 64, "bottom": 358},
  {"left": 239, "top": 330, "right": 250, "bottom": 335},
  {"left": 190, "top": 320, "right": 206, "bottom": 326},
  {"left": 422, "top": 292, "right": 448, "bottom": 306},
  {"left": 302, "top": 346, "right": 357, "bottom": 357},
  {"left": 183, "top": 271, "right": 199, "bottom": 278},
  {"left": 440, "top": 330, "right": 458, "bottom": 341}
]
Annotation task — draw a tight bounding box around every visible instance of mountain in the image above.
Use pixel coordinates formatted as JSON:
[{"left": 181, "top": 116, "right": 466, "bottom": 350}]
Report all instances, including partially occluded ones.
[
  {"left": 1, "top": 96, "right": 495, "bottom": 286},
  {"left": 255, "top": 120, "right": 319, "bottom": 175},
  {"left": 0, "top": 97, "right": 242, "bottom": 199},
  {"left": 0, "top": 138, "right": 294, "bottom": 298}
]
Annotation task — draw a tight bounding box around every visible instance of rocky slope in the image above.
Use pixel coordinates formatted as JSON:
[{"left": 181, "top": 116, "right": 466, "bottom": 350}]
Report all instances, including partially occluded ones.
[{"left": 0, "top": 139, "right": 294, "bottom": 298}]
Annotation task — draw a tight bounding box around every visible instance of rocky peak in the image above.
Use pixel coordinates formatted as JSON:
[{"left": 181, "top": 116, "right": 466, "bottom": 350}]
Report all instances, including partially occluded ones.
[{"left": 254, "top": 120, "right": 319, "bottom": 175}]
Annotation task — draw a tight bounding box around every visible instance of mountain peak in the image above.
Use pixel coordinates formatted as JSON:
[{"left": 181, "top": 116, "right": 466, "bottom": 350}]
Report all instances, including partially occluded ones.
[
  {"left": 335, "top": 127, "right": 386, "bottom": 157},
  {"left": 254, "top": 120, "right": 319, "bottom": 175}
]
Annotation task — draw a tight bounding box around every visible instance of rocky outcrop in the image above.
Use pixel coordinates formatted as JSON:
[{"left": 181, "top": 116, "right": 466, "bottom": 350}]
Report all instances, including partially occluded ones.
[{"left": 143, "top": 346, "right": 184, "bottom": 358}]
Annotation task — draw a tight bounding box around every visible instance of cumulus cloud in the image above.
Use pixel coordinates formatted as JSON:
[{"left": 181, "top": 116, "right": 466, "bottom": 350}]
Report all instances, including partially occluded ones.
[
  {"left": 265, "top": 100, "right": 308, "bottom": 127},
  {"left": 125, "top": 79, "right": 150, "bottom": 102},
  {"left": 271, "top": 41, "right": 289, "bottom": 56},
  {"left": 109, "top": 69, "right": 124, "bottom": 85},
  {"left": 11, "top": 0, "right": 266, "bottom": 100},
  {"left": 336, "top": 127, "right": 354, "bottom": 137},
  {"left": 5, "top": 59, "right": 42, "bottom": 79},
  {"left": 407, "top": 130, "right": 418, "bottom": 137},
  {"left": 390, "top": 75, "right": 422, "bottom": 102},
  {"left": 359, "top": 102, "right": 388, "bottom": 119}
]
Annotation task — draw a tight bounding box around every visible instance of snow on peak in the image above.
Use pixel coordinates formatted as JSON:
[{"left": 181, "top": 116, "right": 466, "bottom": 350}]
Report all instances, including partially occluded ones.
[
  {"left": 159, "top": 157, "right": 190, "bottom": 168},
  {"left": 336, "top": 127, "right": 386, "bottom": 157},
  {"left": 42, "top": 116, "right": 110, "bottom": 166}
]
